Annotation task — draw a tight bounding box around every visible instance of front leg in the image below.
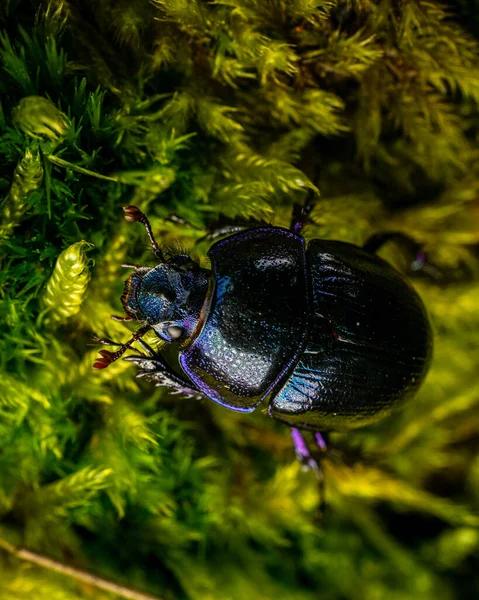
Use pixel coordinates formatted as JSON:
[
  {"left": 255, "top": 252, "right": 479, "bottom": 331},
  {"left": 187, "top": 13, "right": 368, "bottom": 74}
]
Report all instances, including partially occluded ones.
[
  {"left": 165, "top": 213, "right": 269, "bottom": 243},
  {"left": 124, "top": 354, "right": 208, "bottom": 401}
]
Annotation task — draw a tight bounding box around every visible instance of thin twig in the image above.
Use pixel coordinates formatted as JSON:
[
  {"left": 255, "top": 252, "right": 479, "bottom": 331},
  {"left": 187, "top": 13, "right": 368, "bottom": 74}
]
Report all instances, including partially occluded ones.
[
  {"left": 47, "top": 155, "right": 119, "bottom": 182},
  {"left": 0, "top": 540, "right": 162, "bottom": 600}
]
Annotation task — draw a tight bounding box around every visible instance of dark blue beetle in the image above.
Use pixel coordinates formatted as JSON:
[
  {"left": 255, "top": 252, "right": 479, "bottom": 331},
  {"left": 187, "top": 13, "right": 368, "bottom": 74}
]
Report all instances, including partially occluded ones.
[{"left": 94, "top": 197, "right": 432, "bottom": 462}]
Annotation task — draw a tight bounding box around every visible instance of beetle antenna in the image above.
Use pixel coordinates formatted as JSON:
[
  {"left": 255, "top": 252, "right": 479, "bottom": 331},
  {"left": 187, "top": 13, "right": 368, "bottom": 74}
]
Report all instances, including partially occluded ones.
[
  {"left": 123, "top": 205, "right": 165, "bottom": 262},
  {"left": 93, "top": 325, "right": 152, "bottom": 369}
]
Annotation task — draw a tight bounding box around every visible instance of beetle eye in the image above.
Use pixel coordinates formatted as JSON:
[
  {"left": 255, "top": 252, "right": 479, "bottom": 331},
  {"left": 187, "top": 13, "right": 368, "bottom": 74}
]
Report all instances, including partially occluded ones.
[
  {"left": 157, "top": 290, "right": 175, "bottom": 303},
  {"left": 167, "top": 325, "right": 183, "bottom": 340}
]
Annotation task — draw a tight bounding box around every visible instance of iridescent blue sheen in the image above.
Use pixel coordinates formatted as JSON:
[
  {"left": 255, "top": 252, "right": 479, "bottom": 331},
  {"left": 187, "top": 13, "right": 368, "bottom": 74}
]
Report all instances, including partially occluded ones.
[
  {"left": 137, "top": 266, "right": 176, "bottom": 322},
  {"left": 180, "top": 228, "right": 309, "bottom": 410},
  {"left": 121, "top": 256, "right": 209, "bottom": 341},
  {"left": 123, "top": 225, "right": 432, "bottom": 432},
  {"left": 268, "top": 240, "right": 432, "bottom": 431}
]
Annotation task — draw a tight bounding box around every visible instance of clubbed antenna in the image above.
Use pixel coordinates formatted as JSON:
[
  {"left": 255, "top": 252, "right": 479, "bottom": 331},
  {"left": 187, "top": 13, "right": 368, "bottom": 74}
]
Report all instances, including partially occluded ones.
[{"left": 123, "top": 205, "right": 165, "bottom": 261}]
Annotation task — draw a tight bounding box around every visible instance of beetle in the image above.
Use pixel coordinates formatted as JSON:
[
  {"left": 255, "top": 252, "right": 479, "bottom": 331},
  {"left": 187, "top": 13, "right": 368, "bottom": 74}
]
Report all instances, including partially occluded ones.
[{"left": 93, "top": 193, "right": 432, "bottom": 465}]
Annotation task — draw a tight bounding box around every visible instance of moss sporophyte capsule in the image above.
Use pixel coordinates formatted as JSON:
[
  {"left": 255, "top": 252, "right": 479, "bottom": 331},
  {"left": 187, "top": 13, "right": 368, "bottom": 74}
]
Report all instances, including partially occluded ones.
[{"left": 94, "top": 194, "right": 432, "bottom": 463}]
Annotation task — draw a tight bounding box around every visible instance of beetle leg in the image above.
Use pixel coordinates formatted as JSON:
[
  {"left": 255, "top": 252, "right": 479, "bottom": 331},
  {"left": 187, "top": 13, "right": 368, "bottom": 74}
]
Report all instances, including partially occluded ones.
[
  {"left": 124, "top": 354, "right": 208, "bottom": 400},
  {"left": 363, "top": 231, "right": 443, "bottom": 281},
  {"left": 197, "top": 224, "right": 255, "bottom": 243},
  {"left": 291, "top": 429, "right": 327, "bottom": 511},
  {"left": 290, "top": 187, "right": 319, "bottom": 235},
  {"left": 166, "top": 213, "right": 269, "bottom": 243},
  {"left": 198, "top": 217, "right": 269, "bottom": 243},
  {"left": 363, "top": 231, "right": 422, "bottom": 256},
  {"left": 165, "top": 214, "right": 203, "bottom": 230},
  {"left": 314, "top": 431, "right": 328, "bottom": 451},
  {"left": 290, "top": 428, "right": 322, "bottom": 475}
]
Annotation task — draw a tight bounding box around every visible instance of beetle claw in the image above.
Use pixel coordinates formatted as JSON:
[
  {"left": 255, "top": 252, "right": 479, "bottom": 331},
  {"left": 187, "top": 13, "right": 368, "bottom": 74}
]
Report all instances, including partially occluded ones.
[
  {"left": 124, "top": 356, "right": 149, "bottom": 366},
  {"left": 124, "top": 356, "right": 157, "bottom": 370}
]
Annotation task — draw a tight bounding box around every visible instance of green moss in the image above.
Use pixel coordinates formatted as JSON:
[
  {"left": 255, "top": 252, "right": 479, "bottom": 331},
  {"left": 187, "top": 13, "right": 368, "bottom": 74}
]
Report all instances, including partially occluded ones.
[{"left": 0, "top": 1, "right": 478, "bottom": 599}]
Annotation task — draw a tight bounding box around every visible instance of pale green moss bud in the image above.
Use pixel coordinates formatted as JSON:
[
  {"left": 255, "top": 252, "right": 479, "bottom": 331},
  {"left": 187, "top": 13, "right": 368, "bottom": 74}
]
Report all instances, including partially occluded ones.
[
  {"left": 0, "top": 148, "right": 44, "bottom": 239},
  {"left": 12, "top": 96, "right": 69, "bottom": 141},
  {"left": 42, "top": 241, "right": 93, "bottom": 326}
]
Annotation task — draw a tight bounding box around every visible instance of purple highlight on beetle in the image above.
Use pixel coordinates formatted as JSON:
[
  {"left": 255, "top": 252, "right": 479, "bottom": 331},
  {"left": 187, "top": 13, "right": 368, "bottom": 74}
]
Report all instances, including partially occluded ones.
[
  {"left": 411, "top": 251, "right": 426, "bottom": 272},
  {"left": 292, "top": 222, "right": 303, "bottom": 235},
  {"left": 315, "top": 431, "right": 327, "bottom": 450},
  {"left": 291, "top": 428, "right": 310, "bottom": 458}
]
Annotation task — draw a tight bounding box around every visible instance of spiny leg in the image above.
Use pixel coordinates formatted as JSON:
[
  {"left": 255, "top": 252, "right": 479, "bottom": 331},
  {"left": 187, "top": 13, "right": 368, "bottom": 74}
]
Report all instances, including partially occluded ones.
[
  {"left": 169, "top": 218, "right": 250, "bottom": 244},
  {"left": 364, "top": 231, "right": 443, "bottom": 280},
  {"left": 364, "top": 231, "right": 422, "bottom": 260},
  {"left": 290, "top": 187, "right": 319, "bottom": 235},
  {"left": 197, "top": 219, "right": 269, "bottom": 243},
  {"left": 165, "top": 214, "right": 203, "bottom": 231},
  {"left": 123, "top": 338, "right": 207, "bottom": 399},
  {"left": 197, "top": 222, "right": 258, "bottom": 243},
  {"left": 166, "top": 213, "right": 269, "bottom": 243},
  {"left": 124, "top": 354, "right": 208, "bottom": 400},
  {"left": 94, "top": 331, "right": 208, "bottom": 399}
]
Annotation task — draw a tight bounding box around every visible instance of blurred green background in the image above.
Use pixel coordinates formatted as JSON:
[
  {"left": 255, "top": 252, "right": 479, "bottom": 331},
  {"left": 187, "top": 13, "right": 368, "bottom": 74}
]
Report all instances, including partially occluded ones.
[{"left": 1, "top": 1, "right": 479, "bottom": 599}]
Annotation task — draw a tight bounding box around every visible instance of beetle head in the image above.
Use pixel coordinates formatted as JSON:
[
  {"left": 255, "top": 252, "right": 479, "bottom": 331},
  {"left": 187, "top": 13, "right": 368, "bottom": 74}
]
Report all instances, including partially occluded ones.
[{"left": 121, "top": 256, "right": 209, "bottom": 342}]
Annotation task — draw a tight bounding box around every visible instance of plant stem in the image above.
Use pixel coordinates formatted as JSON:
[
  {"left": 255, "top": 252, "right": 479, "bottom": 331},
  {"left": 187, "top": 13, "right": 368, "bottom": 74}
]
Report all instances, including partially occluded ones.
[{"left": 0, "top": 540, "right": 162, "bottom": 600}]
